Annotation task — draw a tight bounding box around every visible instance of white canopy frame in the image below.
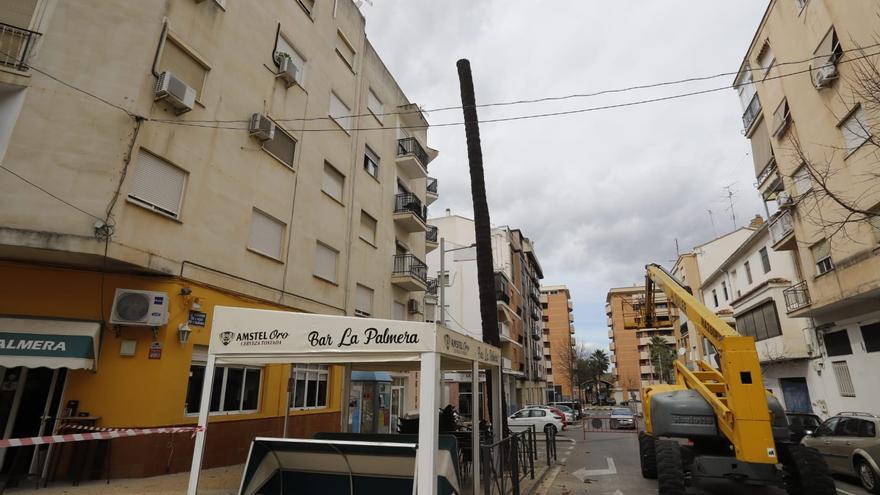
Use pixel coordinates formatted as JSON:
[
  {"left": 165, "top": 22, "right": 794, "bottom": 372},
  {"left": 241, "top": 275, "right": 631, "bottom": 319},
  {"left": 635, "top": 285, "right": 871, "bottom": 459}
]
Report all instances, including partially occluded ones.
[{"left": 186, "top": 306, "right": 503, "bottom": 495}]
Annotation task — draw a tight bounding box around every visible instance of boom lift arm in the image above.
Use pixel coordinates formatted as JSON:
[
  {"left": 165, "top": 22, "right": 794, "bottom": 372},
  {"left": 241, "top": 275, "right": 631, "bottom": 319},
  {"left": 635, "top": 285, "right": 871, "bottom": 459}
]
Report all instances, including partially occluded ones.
[{"left": 640, "top": 263, "right": 778, "bottom": 464}]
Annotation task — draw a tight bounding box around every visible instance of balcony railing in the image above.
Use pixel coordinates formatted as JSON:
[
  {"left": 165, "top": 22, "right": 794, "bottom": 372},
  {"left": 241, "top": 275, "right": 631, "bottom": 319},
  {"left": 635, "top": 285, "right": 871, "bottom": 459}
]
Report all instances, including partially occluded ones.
[
  {"left": 783, "top": 281, "right": 811, "bottom": 313},
  {"left": 426, "top": 224, "right": 438, "bottom": 243},
  {"left": 426, "top": 277, "right": 438, "bottom": 297},
  {"left": 397, "top": 137, "right": 429, "bottom": 168},
  {"left": 530, "top": 307, "right": 540, "bottom": 321},
  {"left": 769, "top": 209, "right": 794, "bottom": 245},
  {"left": 427, "top": 177, "right": 438, "bottom": 194},
  {"left": 392, "top": 254, "right": 427, "bottom": 284},
  {"left": 394, "top": 192, "right": 426, "bottom": 221},
  {"left": 742, "top": 92, "right": 761, "bottom": 131},
  {"left": 495, "top": 272, "right": 510, "bottom": 305},
  {"left": 0, "top": 22, "right": 41, "bottom": 71}
]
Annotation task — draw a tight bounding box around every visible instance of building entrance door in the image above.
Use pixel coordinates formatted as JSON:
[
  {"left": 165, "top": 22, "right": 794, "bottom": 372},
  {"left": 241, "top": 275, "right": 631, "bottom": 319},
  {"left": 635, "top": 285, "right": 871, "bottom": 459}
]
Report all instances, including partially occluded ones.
[{"left": 780, "top": 377, "right": 812, "bottom": 413}]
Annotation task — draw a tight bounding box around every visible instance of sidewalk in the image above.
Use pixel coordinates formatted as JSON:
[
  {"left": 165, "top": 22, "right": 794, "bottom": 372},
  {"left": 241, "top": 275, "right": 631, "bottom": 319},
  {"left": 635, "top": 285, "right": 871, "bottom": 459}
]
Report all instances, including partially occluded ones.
[
  {"left": 534, "top": 465, "right": 589, "bottom": 495},
  {"left": 5, "top": 465, "right": 243, "bottom": 495}
]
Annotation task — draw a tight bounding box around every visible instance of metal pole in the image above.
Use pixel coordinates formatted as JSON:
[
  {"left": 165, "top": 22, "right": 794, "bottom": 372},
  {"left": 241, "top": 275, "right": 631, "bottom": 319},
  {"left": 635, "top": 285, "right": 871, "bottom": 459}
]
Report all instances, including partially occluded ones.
[
  {"left": 187, "top": 354, "right": 216, "bottom": 495},
  {"left": 283, "top": 365, "right": 291, "bottom": 438},
  {"left": 439, "top": 237, "right": 445, "bottom": 326}
]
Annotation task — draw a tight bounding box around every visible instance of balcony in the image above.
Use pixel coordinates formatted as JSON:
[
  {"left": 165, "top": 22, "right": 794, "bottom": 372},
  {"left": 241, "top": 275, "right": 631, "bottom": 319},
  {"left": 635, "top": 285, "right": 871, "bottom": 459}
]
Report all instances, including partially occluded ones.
[
  {"left": 391, "top": 254, "right": 428, "bottom": 291},
  {"left": 393, "top": 193, "right": 427, "bottom": 232},
  {"left": 396, "top": 137, "right": 429, "bottom": 179},
  {"left": 638, "top": 335, "right": 675, "bottom": 347},
  {"left": 502, "top": 357, "right": 513, "bottom": 372},
  {"left": 425, "top": 225, "right": 438, "bottom": 252},
  {"left": 531, "top": 328, "right": 541, "bottom": 340},
  {"left": 609, "top": 341, "right": 615, "bottom": 351},
  {"left": 494, "top": 272, "right": 511, "bottom": 305},
  {"left": 742, "top": 92, "right": 761, "bottom": 132},
  {"left": 425, "top": 277, "right": 438, "bottom": 302},
  {"left": 530, "top": 285, "right": 540, "bottom": 303},
  {"left": 783, "top": 281, "right": 811, "bottom": 313},
  {"left": 567, "top": 300, "right": 573, "bottom": 312},
  {"left": 0, "top": 22, "right": 41, "bottom": 72},
  {"left": 426, "top": 177, "right": 438, "bottom": 205},
  {"left": 769, "top": 209, "right": 796, "bottom": 250},
  {"left": 530, "top": 306, "right": 540, "bottom": 321},
  {"left": 570, "top": 336, "right": 576, "bottom": 346}
]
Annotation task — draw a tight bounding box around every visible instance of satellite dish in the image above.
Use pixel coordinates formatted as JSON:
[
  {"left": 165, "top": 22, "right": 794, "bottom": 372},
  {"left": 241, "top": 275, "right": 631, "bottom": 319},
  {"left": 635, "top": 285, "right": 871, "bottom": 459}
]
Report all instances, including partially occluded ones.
[{"left": 677, "top": 347, "right": 687, "bottom": 356}]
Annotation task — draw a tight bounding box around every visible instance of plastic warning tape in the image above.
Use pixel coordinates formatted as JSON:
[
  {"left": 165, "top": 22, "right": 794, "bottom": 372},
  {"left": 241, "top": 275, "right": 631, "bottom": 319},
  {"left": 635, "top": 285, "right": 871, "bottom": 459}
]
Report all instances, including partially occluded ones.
[{"left": 0, "top": 425, "right": 202, "bottom": 448}]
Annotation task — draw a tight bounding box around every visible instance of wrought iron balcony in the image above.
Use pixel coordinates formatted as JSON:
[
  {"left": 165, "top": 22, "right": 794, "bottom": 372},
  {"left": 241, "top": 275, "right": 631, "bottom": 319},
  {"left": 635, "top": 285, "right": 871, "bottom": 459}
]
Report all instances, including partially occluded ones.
[
  {"left": 396, "top": 137, "right": 429, "bottom": 178},
  {"left": 391, "top": 254, "right": 427, "bottom": 291},
  {"left": 530, "top": 306, "right": 540, "bottom": 321},
  {"left": 742, "top": 92, "right": 762, "bottom": 132},
  {"left": 495, "top": 272, "right": 510, "bottom": 305},
  {"left": 427, "top": 177, "right": 438, "bottom": 194},
  {"left": 783, "top": 281, "right": 811, "bottom": 313},
  {"left": 393, "top": 192, "right": 427, "bottom": 232},
  {"left": 426, "top": 277, "right": 438, "bottom": 297},
  {"left": 0, "top": 22, "right": 41, "bottom": 71},
  {"left": 426, "top": 225, "right": 438, "bottom": 243}
]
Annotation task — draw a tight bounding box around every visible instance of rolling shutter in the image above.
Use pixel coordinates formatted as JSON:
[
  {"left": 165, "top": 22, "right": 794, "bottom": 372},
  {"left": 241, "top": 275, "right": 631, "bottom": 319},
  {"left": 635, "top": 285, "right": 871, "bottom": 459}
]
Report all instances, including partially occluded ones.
[
  {"left": 749, "top": 119, "right": 774, "bottom": 177},
  {"left": 314, "top": 242, "right": 338, "bottom": 283},
  {"left": 330, "top": 93, "right": 351, "bottom": 132},
  {"left": 129, "top": 150, "right": 187, "bottom": 217},
  {"left": 249, "top": 209, "right": 285, "bottom": 259}
]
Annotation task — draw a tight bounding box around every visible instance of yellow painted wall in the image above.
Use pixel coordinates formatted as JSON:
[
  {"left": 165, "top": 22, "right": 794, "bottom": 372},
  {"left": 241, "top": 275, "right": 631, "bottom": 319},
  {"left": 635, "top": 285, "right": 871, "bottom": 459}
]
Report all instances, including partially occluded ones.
[{"left": 0, "top": 261, "right": 342, "bottom": 427}]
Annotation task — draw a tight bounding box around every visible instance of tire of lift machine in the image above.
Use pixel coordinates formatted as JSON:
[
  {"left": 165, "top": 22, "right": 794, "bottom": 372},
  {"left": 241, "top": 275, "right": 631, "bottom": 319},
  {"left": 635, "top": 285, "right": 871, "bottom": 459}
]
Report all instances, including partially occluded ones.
[
  {"left": 779, "top": 444, "right": 836, "bottom": 495},
  {"left": 638, "top": 431, "right": 657, "bottom": 479},
  {"left": 655, "top": 440, "right": 686, "bottom": 495}
]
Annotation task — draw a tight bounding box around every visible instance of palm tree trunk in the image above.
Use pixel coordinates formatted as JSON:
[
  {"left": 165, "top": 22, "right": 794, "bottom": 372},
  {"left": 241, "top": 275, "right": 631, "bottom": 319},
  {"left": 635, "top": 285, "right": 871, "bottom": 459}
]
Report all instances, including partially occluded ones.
[{"left": 457, "top": 59, "right": 507, "bottom": 433}]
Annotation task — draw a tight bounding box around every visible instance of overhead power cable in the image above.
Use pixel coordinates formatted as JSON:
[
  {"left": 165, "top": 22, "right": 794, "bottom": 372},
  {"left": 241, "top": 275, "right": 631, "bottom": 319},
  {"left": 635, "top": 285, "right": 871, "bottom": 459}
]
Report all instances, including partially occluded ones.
[{"left": 0, "top": 163, "right": 104, "bottom": 221}]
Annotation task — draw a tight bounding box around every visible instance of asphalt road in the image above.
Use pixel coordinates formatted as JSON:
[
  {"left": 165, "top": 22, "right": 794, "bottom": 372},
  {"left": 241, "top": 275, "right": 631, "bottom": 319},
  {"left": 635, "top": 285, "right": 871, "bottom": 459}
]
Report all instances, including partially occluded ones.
[{"left": 548, "top": 415, "right": 870, "bottom": 495}]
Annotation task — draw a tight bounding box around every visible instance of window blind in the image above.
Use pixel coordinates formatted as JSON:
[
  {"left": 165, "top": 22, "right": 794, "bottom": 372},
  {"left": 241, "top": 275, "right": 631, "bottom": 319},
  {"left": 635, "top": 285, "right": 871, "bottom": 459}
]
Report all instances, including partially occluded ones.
[
  {"left": 314, "top": 242, "right": 338, "bottom": 283},
  {"left": 330, "top": 93, "right": 351, "bottom": 132},
  {"left": 129, "top": 150, "right": 187, "bottom": 217},
  {"left": 160, "top": 38, "right": 207, "bottom": 97},
  {"left": 355, "top": 284, "right": 373, "bottom": 315},
  {"left": 322, "top": 162, "right": 344, "bottom": 202},
  {"left": 249, "top": 209, "right": 285, "bottom": 259}
]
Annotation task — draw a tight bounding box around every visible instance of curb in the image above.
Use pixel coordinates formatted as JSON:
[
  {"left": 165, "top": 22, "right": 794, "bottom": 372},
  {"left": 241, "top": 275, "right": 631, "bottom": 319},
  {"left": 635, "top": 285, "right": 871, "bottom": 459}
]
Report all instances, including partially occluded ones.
[{"left": 528, "top": 465, "right": 562, "bottom": 495}]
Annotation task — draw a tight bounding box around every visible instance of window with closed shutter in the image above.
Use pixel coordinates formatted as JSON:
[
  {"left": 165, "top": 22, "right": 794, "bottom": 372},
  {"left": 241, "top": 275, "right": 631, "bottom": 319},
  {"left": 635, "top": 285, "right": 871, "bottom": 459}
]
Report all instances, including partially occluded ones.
[
  {"left": 313, "top": 242, "right": 338, "bottom": 283},
  {"left": 832, "top": 361, "right": 856, "bottom": 397},
  {"left": 359, "top": 210, "right": 377, "bottom": 245},
  {"left": 129, "top": 150, "right": 187, "bottom": 218},
  {"left": 814, "top": 27, "right": 842, "bottom": 68},
  {"left": 322, "top": 162, "right": 344, "bottom": 203},
  {"left": 759, "top": 247, "right": 771, "bottom": 273},
  {"left": 757, "top": 44, "right": 775, "bottom": 77},
  {"left": 811, "top": 239, "right": 834, "bottom": 274},
  {"left": 355, "top": 284, "right": 373, "bottom": 316},
  {"left": 393, "top": 301, "right": 406, "bottom": 321},
  {"left": 335, "top": 30, "right": 355, "bottom": 69},
  {"left": 159, "top": 37, "right": 208, "bottom": 98},
  {"left": 263, "top": 126, "right": 296, "bottom": 167},
  {"left": 330, "top": 93, "right": 351, "bottom": 133},
  {"left": 793, "top": 166, "right": 811, "bottom": 195},
  {"left": 750, "top": 119, "right": 774, "bottom": 177},
  {"left": 275, "top": 35, "right": 306, "bottom": 85},
  {"left": 841, "top": 107, "right": 870, "bottom": 153},
  {"left": 248, "top": 209, "right": 285, "bottom": 259},
  {"left": 367, "top": 88, "right": 383, "bottom": 121}
]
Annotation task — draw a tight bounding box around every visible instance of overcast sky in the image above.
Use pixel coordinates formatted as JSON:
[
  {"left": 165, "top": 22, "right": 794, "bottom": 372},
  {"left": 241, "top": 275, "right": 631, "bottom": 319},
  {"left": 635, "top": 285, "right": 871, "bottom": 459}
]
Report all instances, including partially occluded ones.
[{"left": 364, "top": 1, "right": 769, "bottom": 352}]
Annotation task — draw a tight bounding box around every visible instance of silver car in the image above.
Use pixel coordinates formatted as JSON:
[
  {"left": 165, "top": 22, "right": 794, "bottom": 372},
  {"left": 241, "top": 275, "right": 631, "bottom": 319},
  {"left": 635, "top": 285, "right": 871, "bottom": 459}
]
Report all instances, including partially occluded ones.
[
  {"left": 801, "top": 412, "right": 880, "bottom": 493},
  {"left": 609, "top": 407, "right": 635, "bottom": 430}
]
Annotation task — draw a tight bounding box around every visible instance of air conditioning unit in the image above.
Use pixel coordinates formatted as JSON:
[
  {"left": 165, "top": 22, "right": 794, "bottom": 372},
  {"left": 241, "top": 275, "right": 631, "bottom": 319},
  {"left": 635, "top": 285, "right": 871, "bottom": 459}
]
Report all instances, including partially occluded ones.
[
  {"left": 110, "top": 289, "right": 169, "bottom": 327},
  {"left": 277, "top": 57, "right": 299, "bottom": 86},
  {"left": 407, "top": 298, "right": 422, "bottom": 314},
  {"left": 249, "top": 113, "right": 275, "bottom": 141},
  {"left": 155, "top": 71, "right": 196, "bottom": 114},
  {"left": 777, "top": 191, "right": 793, "bottom": 208},
  {"left": 814, "top": 64, "right": 838, "bottom": 89}
]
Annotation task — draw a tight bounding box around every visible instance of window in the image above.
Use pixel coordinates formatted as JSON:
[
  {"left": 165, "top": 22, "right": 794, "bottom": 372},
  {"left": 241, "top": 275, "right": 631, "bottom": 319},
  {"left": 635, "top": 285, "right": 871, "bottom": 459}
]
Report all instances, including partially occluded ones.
[
  {"left": 355, "top": 284, "right": 373, "bottom": 317},
  {"left": 736, "top": 68, "right": 756, "bottom": 111},
  {"left": 773, "top": 98, "right": 791, "bottom": 137},
  {"left": 860, "top": 323, "right": 880, "bottom": 353},
  {"left": 359, "top": 210, "right": 377, "bottom": 245},
  {"left": 757, "top": 43, "right": 775, "bottom": 77},
  {"left": 795, "top": 0, "right": 807, "bottom": 10},
  {"left": 744, "top": 261, "right": 753, "bottom": 284},
  {"left": 322, "top": 162, "right": 345, "bottom": 203},
  {"left": 297, "top": 0, "right": 315, "bottom": 15},
  {"left": 185, "top": 345, "right": 261, "bottom": 415},
  {"left": 832, "top": 361, "right": 856, "bottom": 397},
  {"left": 367, "top": 88, "right": 383, "bottom": 122},
  {"left": 721, "top": 282, "right": 729, "bottom": 301},
  {"left": 815, "top": 417, "right": 839, "bottom": 436},
  {"left": 814, "top": 27, "right": 842, "bottom": 69},
  {"left": 792, "top": 166, "right": 812, "bottom": 196},
  {"left": 335, "top": 30, "right": 356, "bottom": 69},
  {"left": 712, "top": 289, "right": 719, "bottom": 307},
  {"left": 248, "top": 208, "right": 285, "bottom": 260},
  {"left": 262, "top": 124, "right": 297, "bottom": 168},
  {"left": 159, "top": 36, "right": 208, "bottom": 99},
  {"left": 128, "top": 149, "right": 187, "bottom": 219},
  {"left": 811, "top": 239, "right": 834, "bottom": 275},
  {"left": 824, "top": 330, "right": 852, "bottom": 357},
  {"left": 289, "top": 364, "right": 329, "bottom": 409},
  {"left": 759, "top": 247, "right": 771, "bottom": 273},
  {"left": 363, "top": 145, "right": 380, "bottom": 178},
  {"left": 329, "top": 92, "right": 351, "bottom": 133},
  {"left": 313, "top": 242, "right": 338, "bottom": 283},
  {"left": 275, "top": 35, "right": 306, "bottom": 86},
  {"left": 393, "top": 301, "right": 406, "bottom": 321},
  {"left": 841, "top": 107, "right": 870, "bottom": 154},
  {"left": 735, "top": 300, "right": 781, "bottom": 342}
]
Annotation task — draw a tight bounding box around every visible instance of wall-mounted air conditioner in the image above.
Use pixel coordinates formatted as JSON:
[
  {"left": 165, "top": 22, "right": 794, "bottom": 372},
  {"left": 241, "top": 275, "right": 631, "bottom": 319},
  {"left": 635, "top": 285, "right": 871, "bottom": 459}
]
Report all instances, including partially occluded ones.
[
  {"left": 155, "top": 71, "right": 195, "bottom": 114},
  {"left": 277, "top": 57, "right": 299, "bottom": 86},
  {"left": 249, "top": 113, "right": 276, "bottom": 141},
  {"left": 408, "top": 298, "right": 422, "bottom": 314},
  {"left": 110, "top": 289, "right": 169, "bottom": 327},
  {"left": 777, "top": 191, "right": 793, "bottom": 208},
  {"left": 814, "top": 64, "right": 838, "bottom": 89}
]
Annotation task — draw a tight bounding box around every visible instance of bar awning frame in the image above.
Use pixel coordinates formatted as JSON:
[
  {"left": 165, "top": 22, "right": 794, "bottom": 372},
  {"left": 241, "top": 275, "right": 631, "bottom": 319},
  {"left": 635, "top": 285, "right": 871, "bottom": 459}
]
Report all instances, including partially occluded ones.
[{"left": 0, "top": 316, "right": 101, "bottom": 370}]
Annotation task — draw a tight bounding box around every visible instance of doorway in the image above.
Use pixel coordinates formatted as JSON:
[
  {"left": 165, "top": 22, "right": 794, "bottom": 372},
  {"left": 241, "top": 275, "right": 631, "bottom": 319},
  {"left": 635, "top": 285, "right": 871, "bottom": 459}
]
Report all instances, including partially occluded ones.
[{"left": 780, "top": 377, "right": 812, "bottom": 413}]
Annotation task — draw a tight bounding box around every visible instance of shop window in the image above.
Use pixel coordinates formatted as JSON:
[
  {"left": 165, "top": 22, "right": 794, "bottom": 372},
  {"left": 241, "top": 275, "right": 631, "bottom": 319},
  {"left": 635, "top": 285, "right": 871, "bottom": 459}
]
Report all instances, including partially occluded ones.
[
  {"left": 289, "top": 364, "right": 329, "bottom": 409},
  {"left": 185, "top": 346, "right": 262, "bottom": 415}
]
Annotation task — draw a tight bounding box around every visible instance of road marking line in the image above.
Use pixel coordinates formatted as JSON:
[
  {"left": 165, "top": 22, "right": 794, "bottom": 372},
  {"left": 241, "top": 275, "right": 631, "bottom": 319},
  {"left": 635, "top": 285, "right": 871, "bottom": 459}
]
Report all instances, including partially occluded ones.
[
  {"left": 836, "top": 490, "right": 856, "bottom": 495},
  {"left": 571, "top": 457, "right": 617, "bottom": 479}
]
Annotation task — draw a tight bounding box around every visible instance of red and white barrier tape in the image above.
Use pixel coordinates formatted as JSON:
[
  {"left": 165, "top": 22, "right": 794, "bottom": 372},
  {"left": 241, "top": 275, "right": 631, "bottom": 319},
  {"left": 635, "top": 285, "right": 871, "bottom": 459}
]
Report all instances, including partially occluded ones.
[{"left": 0, "top": 424, "right": 203, "bottom": 448}]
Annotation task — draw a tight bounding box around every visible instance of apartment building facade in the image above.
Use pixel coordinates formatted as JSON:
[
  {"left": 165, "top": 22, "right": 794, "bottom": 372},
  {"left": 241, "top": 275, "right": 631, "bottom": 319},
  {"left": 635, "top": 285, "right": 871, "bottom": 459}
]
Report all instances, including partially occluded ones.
[
  {"left": 540, "top": 285, "right": 576, "bottom": 402},
  {"left": 606, "top": 287, "right": 677, "bottom": 402},
  {"left": 426, "top": 215, "right": 547, "bottom": 415},
  {"left": 733, "top": 0, "right": 880, "bottom": 413},
  {"left": 0, "top": 0, "right": 436, "bottom": 479}
]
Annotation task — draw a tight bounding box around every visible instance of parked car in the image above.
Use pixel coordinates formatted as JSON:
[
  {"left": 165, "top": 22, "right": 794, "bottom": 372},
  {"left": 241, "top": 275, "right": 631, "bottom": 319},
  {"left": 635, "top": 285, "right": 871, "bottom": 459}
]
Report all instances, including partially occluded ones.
[
  {"left": 525, "top": 405, "right": 570, "bottom": 426},
  {"left": 508, "top": 408, "right": 564, "bottom": 435},
  {"left": 550, "top": 401, "right": 583, "bottom": 419},
  {"left": 786, "top": 411, "right": 822, "bottom": 443},
  {"left": 609, "top": 407, "right": 636, "bottom": 430},
  {"left": 550, "top": 404, "right": 577, "bottom": 423},
  {"left": 801, "top": 412, "right": 880, "bottom": 493}
]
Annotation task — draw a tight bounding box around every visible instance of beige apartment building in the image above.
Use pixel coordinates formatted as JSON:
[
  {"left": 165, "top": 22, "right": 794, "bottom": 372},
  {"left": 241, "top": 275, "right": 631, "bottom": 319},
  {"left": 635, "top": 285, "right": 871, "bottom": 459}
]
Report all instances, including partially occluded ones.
[
  {"left": 0, "top": 0, "right": 437, "bottom": 480},
  {"left": 540, "top": 285, "right": 576, "bottom": 402},
  {"left": 606, "top": 287, "right": 677, "bottom": 402},
  {"left": 734, "top": 0, "right": 880, "bottom": 412}
]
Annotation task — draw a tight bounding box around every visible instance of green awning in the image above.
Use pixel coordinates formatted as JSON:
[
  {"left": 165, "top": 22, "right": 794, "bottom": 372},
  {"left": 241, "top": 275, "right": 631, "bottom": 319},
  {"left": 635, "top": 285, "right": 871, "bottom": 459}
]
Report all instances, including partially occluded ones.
[{"left": 0, "top": 317, "right": 100, "bottom": 370}]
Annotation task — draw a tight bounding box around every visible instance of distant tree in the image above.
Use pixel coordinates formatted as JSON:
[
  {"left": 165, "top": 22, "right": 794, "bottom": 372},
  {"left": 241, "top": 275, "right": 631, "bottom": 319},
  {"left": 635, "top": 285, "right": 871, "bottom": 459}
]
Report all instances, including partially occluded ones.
[{"left": 648, "top": 336, "right": 676, "bottom": 384}]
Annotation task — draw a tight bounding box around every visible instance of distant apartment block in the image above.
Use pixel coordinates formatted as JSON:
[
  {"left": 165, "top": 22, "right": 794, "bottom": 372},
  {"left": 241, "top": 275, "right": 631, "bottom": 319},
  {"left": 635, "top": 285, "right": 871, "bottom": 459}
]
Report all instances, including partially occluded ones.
[{"left": 541, "top": 285, "right": 576, "bottom": 402}]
